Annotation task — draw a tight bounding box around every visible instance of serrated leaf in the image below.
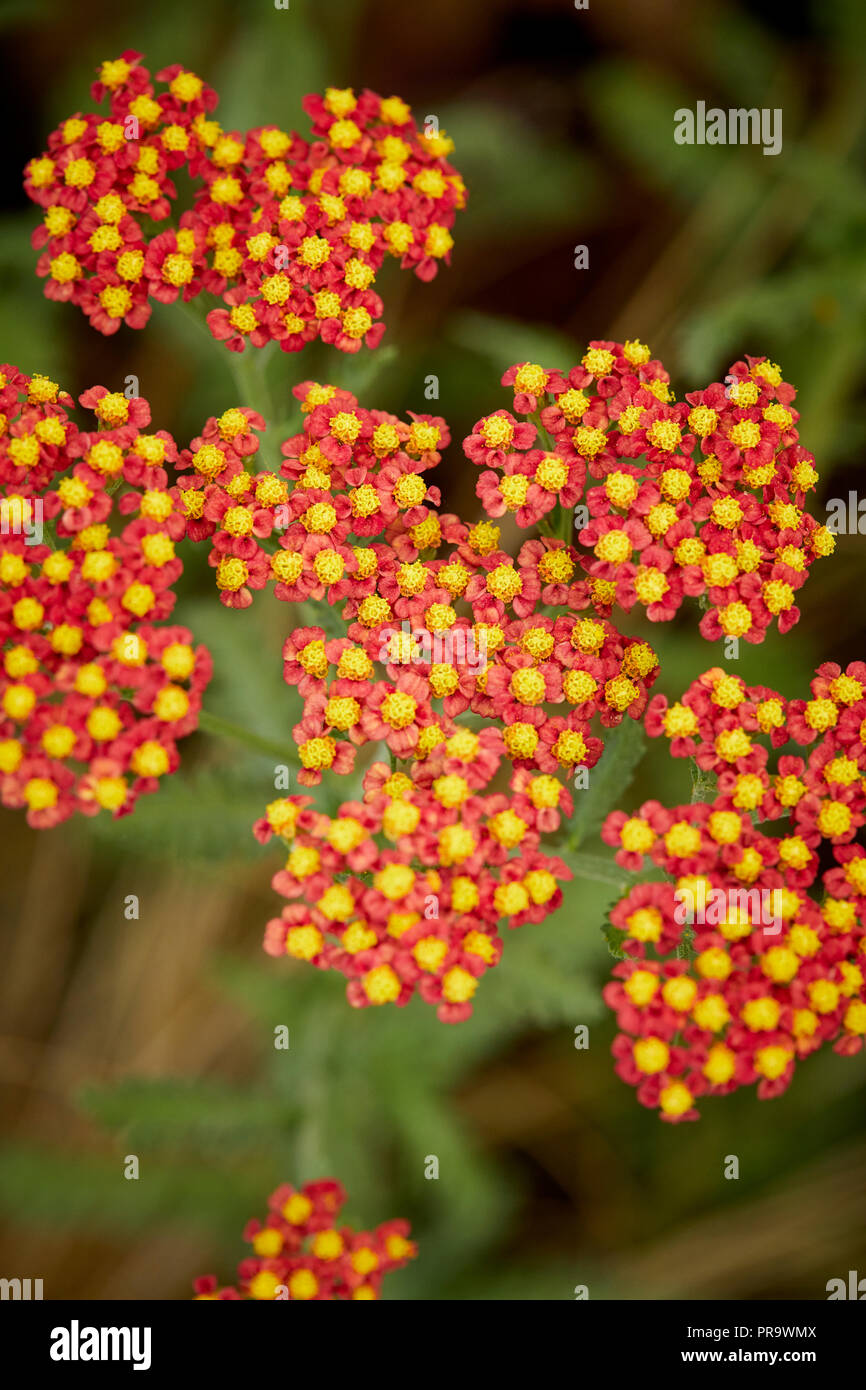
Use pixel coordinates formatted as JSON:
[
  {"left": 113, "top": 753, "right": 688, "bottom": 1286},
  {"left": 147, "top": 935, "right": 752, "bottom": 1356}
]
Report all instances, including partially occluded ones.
[
  {"left": 568, "top": 717, "right": 646, "bottom": 847},
  {"left": 603, "top": 923, "right": 628, "bottom": 961},
  {"left": 79, "top": 1078, "right": 295, "bottom": 1156},
  {"left": 85, "top": 764, "right": 276, "bottom": 862},
  {"left": 0, "top": 1145, "right": 267, "bottom": 1237},
  {"left": 690, "top": 762, "right": 718, "bottom": 804},
  {"left": 557, "top": 849, "right": 630, "bottom": 891},
  {"left": 483, "top": 932, "right": 604, "bottom": 1027}
]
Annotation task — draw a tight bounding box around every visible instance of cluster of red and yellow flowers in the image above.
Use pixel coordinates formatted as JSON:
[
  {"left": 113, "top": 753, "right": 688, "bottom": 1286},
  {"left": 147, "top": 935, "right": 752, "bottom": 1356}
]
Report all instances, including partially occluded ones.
[
  {"left": 193, "top": 1178, "right": 415, "bottom": 1300},
  {"left": 24, "top": 53, "right": 465, "bottom": 353},
  {"left": 254, "top": 744, "right": 572, "bottom": 1022},
  {"left": 182, "top": 378, "right": 662, "bottom": 747},
  {"left": 475, "top": 345, "right": 833, "bottom": 642},
  {"left": 171, "top": 378, "right": 663, "bottom": 1019},
  {"left": 601, "top": 662, "right": 866, "bottom": 1122},
  {"left": 164, "top": 355, "right": 834, "bottom": 1023},
  {"left": 0, "top": 364, "right": 210, "bottom": 827}
]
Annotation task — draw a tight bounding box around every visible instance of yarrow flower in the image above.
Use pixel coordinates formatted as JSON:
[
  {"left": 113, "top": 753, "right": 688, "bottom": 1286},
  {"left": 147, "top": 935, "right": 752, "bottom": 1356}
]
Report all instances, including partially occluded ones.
[
  {"left": 479, "top": 345, "right": 832, "bottom": 643},
  {"left": 165, "top": 354, "right": 834, "bottom": 1024},
  {"left": 193, "top": 1177, "right": 415, "bottom": 1300},
  {"left": 24, "top": 55, "right": 466, "bottom": 355},
  {"left": 601, "top": 662, "right": 866, "bottom": 1122},
  {"left": 178, "top": 379, "right": 661, "bottom": 779},
  {"left": 171, "top": 378, "right": 665, "bottom": 1022},
  {"left": 0, "top": 364, "right": 211, "bottom": 826},
  {"left": 50, "top": 339, "right": 823, "bottom": 1028},
  {"left": 254, "top": 748, "right": 573, "bottom": 1021},
  {"left": 20, "top": 53, "right": 850, "bottom": 1141}
]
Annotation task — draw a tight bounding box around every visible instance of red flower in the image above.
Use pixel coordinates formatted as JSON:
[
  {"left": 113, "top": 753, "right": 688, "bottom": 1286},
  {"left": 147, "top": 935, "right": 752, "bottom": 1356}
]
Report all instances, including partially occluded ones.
[
  {"left": 194, "top": 1177, "right": 415, "bottom": 1300},
  {"left": 0, "top": 364, "right": 210, "bottom": 827}
]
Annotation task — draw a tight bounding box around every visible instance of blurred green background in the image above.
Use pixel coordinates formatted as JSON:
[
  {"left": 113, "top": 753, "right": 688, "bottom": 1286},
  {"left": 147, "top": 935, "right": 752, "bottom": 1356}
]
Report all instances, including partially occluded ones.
[{"left": 0, "top": 0, "right": 864, "bottom": 1299}]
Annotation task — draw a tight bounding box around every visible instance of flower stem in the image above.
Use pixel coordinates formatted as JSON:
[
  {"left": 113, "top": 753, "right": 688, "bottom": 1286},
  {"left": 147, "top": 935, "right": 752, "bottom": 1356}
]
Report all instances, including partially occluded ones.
[
  {"left": 227, "top": 343, "right": 276, "bottom": 426},
  {"left": 292, "top": 998, "right": 340, "bottom": 1182},
  {"left": 559, "top": 499, "right": 574, "bottom": 546}
]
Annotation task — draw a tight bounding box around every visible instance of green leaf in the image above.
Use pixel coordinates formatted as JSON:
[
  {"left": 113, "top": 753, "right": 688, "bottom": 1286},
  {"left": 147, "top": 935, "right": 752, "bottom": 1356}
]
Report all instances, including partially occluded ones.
[
  {"left": 568, "top": 717, "right": 646, "bottom": 847},
  {"left": 210, "top": 953, "right": 326, "bottom": 1027},
  {"left": 690, "top": 762, "right": 718, "bottom": 804},
  {"left": 439, "top": 99, "right": 597, "bottom": 238},
  {"left": 380, "top": 1077, "right": 513, "bottom": 1281},
  {"left": 328, "top": 342, "right": 400, "bottom": 398},
  {"left": 178, "top": 595, "right": 298, "bottom": 743},
  {"left": 695, "top": 8, "right": 784, "bottom": 106},
  {"left": 603, "top": 923, "right": 628, "bottom": 961},
  {"left": 482, "top": 928, "right": 605, "bottom": 1027},
  {"left": 558, "top": 850, "right": 630, "bottom": 891},
  {"left": 79, "top": 1078, "right": 297, "bottom": 1156},
  {"left": 85, "top": 764, "right": 276, "bottom": 862},
  {"left": 0, "top": 1145, "right": 267, "bottom": 1237},
  {"left": 582, "top": 60, "right": 731, "bottom": 198}
]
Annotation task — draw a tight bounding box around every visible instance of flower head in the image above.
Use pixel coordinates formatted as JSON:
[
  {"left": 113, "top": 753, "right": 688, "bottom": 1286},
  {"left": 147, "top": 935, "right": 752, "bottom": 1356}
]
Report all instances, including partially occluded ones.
[
  {"left": 194, "top": 1176, "right": 415, "bottom": 1300},
  {"left": 603, "top": 663, "right": 866, "bottom": 1120},
  {"left": 0, "top": 364, "right": 210, "bottom": 826},
  {"left": 25, "top": 61, "right": 466, "bottom": 357}
]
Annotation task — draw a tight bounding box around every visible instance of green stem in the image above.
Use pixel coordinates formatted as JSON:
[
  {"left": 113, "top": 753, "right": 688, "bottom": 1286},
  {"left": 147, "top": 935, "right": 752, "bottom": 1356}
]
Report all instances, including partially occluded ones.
[
  {"left": 197, "top": 709, "right": 298, "bottom": 765},
  {"left": 532, "top": 405, "right": 573, "bottom": 547},
  {"left": 175, "top": 301, "right": 277, "bottom": 455},
  {"left": 293, "top": 1001, "right": 338, "bottom": 1182},
  {"left": 293, "top": 599, "right": 323, "bottom": 632},
  {"left": 176, "top": 297, "right": 217, "bottom": 349},
  {"left": 227, "top": 342, "right": 276, "bottom": 426},
  {"left": 559, "top": 499, "right": 574, "bottom": 546},
  {"left": 532, "top": 408, "right": 557, "bottom": 455}
]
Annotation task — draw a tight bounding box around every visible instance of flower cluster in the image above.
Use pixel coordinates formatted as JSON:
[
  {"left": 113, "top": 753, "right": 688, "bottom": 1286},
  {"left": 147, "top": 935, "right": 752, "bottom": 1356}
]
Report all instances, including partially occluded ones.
[
  {"left": 167, "top": 349, "right": 834, "bottom": 1026},
  {"left": 24, "top": 54, "right": 465, "bottom": 354},
  {"left": 255, "top": 744, "right": 572, "bottom": 1022},
  {"left": 193, "top": 1177, "right": 415, "bottom": 1300},
  {"left": 601, "top": 663, "right": 866, "bottom": 1121},
  {"left": 0, "top": 365, "right": 210, "bottom": 827},
  {"left": 177, "top": 380, "right": 661, "bottom": 1020},
  {"left": 473, "top": 345, "right": 833, "bottom": 643},
  {"left": 181, "top": 379, "right": 661, "bottom": 765}
]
